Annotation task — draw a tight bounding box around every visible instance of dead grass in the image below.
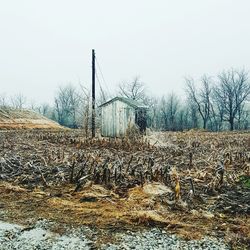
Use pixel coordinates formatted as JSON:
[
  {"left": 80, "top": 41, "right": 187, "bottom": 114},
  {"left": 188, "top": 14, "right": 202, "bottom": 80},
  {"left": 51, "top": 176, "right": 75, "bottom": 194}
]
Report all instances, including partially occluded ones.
[{"left": 0, "top": 181, "right": 249, "bottom": 247}]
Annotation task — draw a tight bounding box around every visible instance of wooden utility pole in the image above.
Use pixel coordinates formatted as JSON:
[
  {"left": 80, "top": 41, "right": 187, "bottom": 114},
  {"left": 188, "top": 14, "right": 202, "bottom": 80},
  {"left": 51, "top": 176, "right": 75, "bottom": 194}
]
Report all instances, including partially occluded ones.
[{"left": 92, "top": 49, "right": 95, "bottom": 138}]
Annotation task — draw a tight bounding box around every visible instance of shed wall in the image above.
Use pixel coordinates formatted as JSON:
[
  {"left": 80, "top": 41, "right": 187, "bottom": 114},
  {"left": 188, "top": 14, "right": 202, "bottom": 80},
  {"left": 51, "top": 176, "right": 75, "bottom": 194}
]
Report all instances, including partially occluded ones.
[{"left": 101, "top": 100, "right": 135, "bottom": 137}]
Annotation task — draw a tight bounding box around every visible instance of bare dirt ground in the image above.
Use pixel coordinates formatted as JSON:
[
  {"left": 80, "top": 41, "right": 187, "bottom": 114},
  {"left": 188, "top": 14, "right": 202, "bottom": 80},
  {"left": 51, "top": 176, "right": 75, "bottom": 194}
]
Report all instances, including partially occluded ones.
[
  {"left": 0, "top": 130, "right": 249, "bottom": 249},
  {"left": 0, "top": 108, "right": 62, "bottom": 129}
]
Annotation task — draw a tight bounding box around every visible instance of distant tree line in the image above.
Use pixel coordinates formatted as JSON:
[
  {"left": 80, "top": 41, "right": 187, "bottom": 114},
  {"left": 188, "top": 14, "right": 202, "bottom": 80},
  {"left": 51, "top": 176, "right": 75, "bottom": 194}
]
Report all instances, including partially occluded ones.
[
  {"left": 0, "top": 68, "right": 249, "bottom": 132},
  {"left": 117, "top": 68, "right": 250, "bottom": 131}
]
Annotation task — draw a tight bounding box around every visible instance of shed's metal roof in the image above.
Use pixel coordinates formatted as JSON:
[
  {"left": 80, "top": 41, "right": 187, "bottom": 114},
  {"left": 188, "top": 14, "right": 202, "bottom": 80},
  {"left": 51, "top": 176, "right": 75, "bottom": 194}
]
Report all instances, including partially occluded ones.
[{"left": 99, "top": 97, "right": 147, "bottom": 109}]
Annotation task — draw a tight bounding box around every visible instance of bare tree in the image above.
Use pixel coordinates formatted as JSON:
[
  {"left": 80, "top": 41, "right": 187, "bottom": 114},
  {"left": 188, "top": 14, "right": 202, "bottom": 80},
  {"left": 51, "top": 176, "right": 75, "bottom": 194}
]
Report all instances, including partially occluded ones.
[
  {"left": 55, "top": 87, "right": 70, "bottom": 125},
  {"left": 188, "top": 100, "right": 199, "bottom": 129},
  {"left": 29, "top": 100, "right": 37, "bottom": 111},
  {"left": 185, "top": 75, "right": 213, "bottom": 129},
  {"left": 235, "top": 102, "right": 250, "bottom": 130},
  {"left": 79, "top": 84, "right": 91, "bottom": 137},
  {"left": 167, "top": 93, "right": 179, "bottom": 131},
  {"left": 176, "top": 106, "right": 190, "bottom": 131},
  {"left": 54, "top": 85, "right": 81, "bottom": 127},
  {"left": 214, "top": 69, "right": 250, "bottom": 130},
  {"left": 209, "top": 101, "right": 222, "bottom": 131},
  {"left": 118, "top": 76, "right": 146, "bottom": 102},
  {"left": 36, "top": 103, "right": 51, "bottom": 116},
  {"left": 145, "top": 97, "right": 159, "bottom": 129},
  {"left": 10, "top": 93, "right": 27, "bottom": 109},
  {"left": 0, "top": 93, "right": 8, "bottom": 107},
  {"left": 241, "top": 107, "right": 250, "bottom": 129},
  {"left": 159, "top": 96, "right": 168, "bottom": 130}
]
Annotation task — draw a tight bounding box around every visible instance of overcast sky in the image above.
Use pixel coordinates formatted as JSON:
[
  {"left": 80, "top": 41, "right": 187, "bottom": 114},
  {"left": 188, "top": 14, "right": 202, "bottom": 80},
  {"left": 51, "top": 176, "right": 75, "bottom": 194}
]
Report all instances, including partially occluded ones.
[{"left": 0, "top": 0, "right": 249, "bottom": 105}]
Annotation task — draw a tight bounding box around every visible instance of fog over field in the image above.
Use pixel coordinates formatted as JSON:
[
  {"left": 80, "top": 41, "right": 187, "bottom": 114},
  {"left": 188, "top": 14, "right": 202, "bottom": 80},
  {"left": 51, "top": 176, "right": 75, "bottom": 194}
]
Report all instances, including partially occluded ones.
[
  {"left": 1, "top": 2, "right": 250, "bottom": 250},
  {"left": 0, "top": 0, "right": 250, "bottom": 103}
]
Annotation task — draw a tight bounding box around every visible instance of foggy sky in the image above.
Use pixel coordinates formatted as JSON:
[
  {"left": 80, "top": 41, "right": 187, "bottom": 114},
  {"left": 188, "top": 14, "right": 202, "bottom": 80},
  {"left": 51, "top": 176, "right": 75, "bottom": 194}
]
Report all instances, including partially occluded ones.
[{"left": 0, "top": 0, "right": 250, "bottom": 105}]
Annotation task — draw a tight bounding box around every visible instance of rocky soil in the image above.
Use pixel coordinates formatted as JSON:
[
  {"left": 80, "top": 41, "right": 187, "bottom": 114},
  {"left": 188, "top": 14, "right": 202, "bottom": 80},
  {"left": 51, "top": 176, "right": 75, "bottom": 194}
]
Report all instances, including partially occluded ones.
[{"left": 0, "top": 220, "right": 230, "bottom": 250}]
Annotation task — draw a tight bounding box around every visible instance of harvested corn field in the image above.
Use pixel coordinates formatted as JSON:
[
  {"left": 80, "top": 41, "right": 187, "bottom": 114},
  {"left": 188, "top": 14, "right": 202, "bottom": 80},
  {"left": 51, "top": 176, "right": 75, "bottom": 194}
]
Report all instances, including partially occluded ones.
[{"left": 0, "top": 130, "right": 249, "bottom": 249}]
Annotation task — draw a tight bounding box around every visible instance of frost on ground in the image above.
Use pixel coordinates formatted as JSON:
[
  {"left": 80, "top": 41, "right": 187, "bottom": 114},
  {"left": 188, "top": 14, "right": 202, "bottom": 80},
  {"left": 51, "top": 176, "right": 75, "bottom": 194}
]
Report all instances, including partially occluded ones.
[
  {"left": 0, "top": 220, "right": 230, "bottom": 250},
  {"left": 0, "top": 220, "right": 93, "bottom": 250}
]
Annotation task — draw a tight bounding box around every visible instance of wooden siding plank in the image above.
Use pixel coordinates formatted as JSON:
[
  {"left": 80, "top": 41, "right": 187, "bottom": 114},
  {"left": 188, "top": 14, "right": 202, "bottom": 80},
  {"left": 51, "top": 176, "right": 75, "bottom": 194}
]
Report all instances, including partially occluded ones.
[{"left": 101, "top": 98, "right": 140, "bottom": 137}]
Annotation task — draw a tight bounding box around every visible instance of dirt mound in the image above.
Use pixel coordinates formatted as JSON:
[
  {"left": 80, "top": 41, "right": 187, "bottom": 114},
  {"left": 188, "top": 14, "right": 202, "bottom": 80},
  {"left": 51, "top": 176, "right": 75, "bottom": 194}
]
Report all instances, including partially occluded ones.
[{"left": 0, "top": 108, "right": 63, "bottom": 130}]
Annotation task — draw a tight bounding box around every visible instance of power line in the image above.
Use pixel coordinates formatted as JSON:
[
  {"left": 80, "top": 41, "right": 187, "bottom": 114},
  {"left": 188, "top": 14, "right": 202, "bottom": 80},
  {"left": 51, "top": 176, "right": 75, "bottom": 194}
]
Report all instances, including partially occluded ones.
[
  {"left": 95, "top": 56, "right": 111, "bottom": 96},
  {"left": 95, "top": 71, "right": 103, "bottom": 92},
  {"left": 95, "top": 70, "right": 107, "bottom": 102}
]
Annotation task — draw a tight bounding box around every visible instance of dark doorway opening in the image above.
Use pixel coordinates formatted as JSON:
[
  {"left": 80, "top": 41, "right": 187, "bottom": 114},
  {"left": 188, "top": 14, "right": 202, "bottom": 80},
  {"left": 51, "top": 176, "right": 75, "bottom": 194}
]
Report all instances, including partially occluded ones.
[{"left": 135, "top": 109, "right": 147, "bottom": 134}]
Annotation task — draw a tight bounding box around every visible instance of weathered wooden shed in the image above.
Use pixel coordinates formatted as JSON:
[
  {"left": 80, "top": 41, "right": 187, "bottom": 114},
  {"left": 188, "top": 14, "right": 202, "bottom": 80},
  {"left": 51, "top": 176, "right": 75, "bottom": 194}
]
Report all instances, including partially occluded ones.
[{"left": 99, "top": 97, "right": 147, "bottom": 137}]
